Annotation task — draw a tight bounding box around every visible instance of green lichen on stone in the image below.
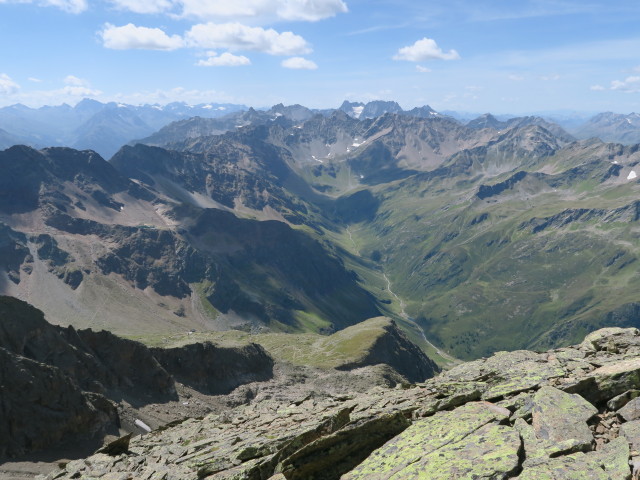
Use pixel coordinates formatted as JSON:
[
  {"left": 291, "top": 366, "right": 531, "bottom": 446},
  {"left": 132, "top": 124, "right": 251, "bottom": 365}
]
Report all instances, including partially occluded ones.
[
  {"left": 343, "top": 401, "right": 510, "bottom": 479},
  {"left": 518, "top": 452, "right": 612, "bottom": 480},
  {"left": 395, "top": 423, "right": 521, "bottom": 479},
  {"left": 532, "top": 386, "right": 597, "bottom": 452},
  {"left": 593, "top": 437, "right": 631, "bottom": 480}
]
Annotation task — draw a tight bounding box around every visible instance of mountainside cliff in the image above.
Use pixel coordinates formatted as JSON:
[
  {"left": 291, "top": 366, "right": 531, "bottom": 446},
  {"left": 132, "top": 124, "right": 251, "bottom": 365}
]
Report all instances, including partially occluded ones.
[{"left": 0, "top": 297, "right": 438, "bottom": 463}]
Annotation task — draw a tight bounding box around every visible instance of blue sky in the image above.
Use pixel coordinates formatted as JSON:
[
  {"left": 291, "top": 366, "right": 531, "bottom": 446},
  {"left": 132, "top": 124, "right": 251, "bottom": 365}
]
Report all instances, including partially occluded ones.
[{"left": 1, "top": 0, "right": 640, "bottom": 114}]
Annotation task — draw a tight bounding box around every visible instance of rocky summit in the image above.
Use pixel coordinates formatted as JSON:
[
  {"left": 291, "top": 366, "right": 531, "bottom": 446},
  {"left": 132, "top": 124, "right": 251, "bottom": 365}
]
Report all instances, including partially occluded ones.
[{"left": 33, "top": 327, "right": 640, "bottom": 479}]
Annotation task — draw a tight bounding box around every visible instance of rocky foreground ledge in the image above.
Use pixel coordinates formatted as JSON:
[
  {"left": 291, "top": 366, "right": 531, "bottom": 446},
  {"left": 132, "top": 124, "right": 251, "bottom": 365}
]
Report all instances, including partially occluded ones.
[{"left": 39, "top": 327, "right": 640, "bottom": 479}]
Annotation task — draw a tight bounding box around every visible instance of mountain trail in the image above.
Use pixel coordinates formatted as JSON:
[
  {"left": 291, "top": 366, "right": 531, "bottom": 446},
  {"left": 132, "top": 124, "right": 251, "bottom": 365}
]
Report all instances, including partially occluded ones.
[
  {"left": 382, "top": 273, "right": 457, "bottom": 364},
  {"left": 345, "top": 226, "right": 360, "bottom": 255}
]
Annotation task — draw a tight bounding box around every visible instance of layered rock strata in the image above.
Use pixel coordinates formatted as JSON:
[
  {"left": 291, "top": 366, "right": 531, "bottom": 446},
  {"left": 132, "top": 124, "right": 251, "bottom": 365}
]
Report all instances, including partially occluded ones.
[{"left": 41, "top": 327, "right": 640, "bottom": 479}]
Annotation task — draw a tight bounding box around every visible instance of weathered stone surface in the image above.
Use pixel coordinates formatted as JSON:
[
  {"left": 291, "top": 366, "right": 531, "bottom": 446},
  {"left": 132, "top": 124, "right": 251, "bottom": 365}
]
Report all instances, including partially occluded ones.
[
  {"left": 0, "top": 347, "right": 118, "bottom": 457},
  {"left": 516, "top": 417, "right": 582, "bottom": 462},
  {"left": 581, "top": 328, "right": 640, "bottom": 353},
  {"left": 390, "top": 423, "right": 521, "bottom": 480},
  {"left": 518, "top": 452, "right": 613, "bottom": 479},
  {"left": 34, "top": 327, "right": 640, "bottom": 480},
  {"left": 343, "top": 401, "right": 511, "bottom": 479},
  {"left": 591, "top": 359, "right": 640, "bottom": 402},
  {"left": 620, "top": 420, "right": 640, "bottom": 452},
  {"left": 619, "top": 397, "right": 640, "bottom": 422},
  {"left": 531, "top": 386, "right": 597, "bottom": 452},
  {"left": 608, "top": 390, "right": 640, "bottom": 411},
  {"left": 151, "top": 341, "right": 274, "bottom": 395},
  {"left": 277, "top": 412, "right": 410, "bottom": 479},
  {"left": 593, "top": 437, "right": 631, "bottom": 480},
  {"left": 444, "top": 349, "right": 567, "bottom": 400}
]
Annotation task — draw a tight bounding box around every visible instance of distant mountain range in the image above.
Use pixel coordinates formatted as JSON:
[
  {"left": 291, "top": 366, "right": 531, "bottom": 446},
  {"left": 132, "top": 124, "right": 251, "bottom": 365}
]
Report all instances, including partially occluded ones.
[
  {"left": 572, "top": 112, "right": 640, "bottom": 145},
  {"left": 3, "top": 105, "right": 640, "bottom": 362},
  {"left": 1, "top": 98, "right": 640, "bottom": 159},
  {"left": 0, "top": 99, "right": 246, "bottom": 158}
]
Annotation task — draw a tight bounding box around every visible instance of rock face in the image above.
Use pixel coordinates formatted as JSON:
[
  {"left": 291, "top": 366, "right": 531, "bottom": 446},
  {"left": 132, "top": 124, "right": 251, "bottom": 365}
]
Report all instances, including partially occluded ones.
[
  {"left": 0, "top": 297, "right": 441, "bottom": 462},
  {"left": 0, "top": 297, "right": 275, "bottom": 457},
  {"left": 0, "top": 346, "right": 118, "bottom": 458},
  {"left": 151, "top": 342, "right": 275, "bottom": 395},
  {"left": 40, "top": 326, "right": 640, "bottom": 480}
]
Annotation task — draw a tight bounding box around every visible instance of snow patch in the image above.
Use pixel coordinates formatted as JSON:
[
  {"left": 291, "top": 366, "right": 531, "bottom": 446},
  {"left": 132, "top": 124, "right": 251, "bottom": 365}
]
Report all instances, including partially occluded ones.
[
  {"left": 628, "top": 170, "right": 637, "bottom": 180},
  {"left": 202, "top": 104, "right": 213, "bottom": 110},
  {"left": 352, "top": 142, "right": 361, "bottom": 147},
  {"left": 612, "top": 160, "right": 619, "bottom": 164},
  {"left": 352, "top": 106, "right": 364, "bottom": 118}
]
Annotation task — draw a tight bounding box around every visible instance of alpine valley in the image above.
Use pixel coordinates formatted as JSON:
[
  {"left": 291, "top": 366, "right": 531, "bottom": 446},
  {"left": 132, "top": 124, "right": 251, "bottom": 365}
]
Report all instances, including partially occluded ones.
[{"left": 3, "top": 99, "right": 640, "bottom": 477}]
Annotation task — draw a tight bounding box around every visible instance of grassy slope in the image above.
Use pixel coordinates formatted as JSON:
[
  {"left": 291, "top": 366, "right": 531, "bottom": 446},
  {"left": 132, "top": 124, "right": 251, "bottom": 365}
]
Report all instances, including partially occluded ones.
[
  {"left": 133, "top": 316, "right": 403, "bottom": 370},
  {"left": 320, "top": 146, "right": 640, "bottom": 360}
]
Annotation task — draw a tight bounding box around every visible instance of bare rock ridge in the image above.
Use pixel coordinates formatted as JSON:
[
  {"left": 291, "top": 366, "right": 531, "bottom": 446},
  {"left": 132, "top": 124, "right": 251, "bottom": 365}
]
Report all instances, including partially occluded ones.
[
  {"left": 38, "top": 326, "right": 640, "bottom": 479},
  {"left": 0, "top": 297, "right": 272, "bottom": 457},
  {"left": 0, "top": 297, "right": 437, "bottom": 461}
]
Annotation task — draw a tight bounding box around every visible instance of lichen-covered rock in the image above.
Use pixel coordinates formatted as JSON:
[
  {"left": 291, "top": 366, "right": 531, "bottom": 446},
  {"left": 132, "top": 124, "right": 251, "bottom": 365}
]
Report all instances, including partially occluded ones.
[
  {"left": 444, "top": 349, "right": 567, "bottom": 400},
  {"left": 342, "top": 401, "right": 511, "bottom": 479},
  {"left": 531, "top": 386, "right": 597, "bottom": 452},
  {"left": 581, "top": 328, "right": 640, "bottom": 353},
  {"left": 518, "top": 452, "right": 615, "bottom": 480},
  {"left": 36, "top": 327, "right": 640, "bottom": 480},
  {"left": 608, "top": 390, "right": 640, "bottom": 411},
  {"left": 385, "top": 423, "right": 521, "bottom": 480},
  {"left": 593, "top": 437, "right": 631, "bottom": 480},
  {"left": 618, "top": 396, "right": 640, "bottom": 421},
  {"left": 620, "top": 420, "right": 640, "bottom": 452}
]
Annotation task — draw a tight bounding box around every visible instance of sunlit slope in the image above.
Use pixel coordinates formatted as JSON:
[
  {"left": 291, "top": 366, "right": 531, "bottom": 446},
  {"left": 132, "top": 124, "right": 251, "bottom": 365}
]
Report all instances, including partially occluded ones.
[{"left": 342, "top": 139, "right": 640, "bottom": 359}]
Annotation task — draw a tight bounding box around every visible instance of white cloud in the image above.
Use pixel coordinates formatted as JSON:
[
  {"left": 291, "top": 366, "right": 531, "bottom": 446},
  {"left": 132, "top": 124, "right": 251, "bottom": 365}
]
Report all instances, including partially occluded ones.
[
  {"left": 0, "top": 0, "right": 87, "bottom": 13},
  {"left": 465, "top": 85, "right": 482, "bottom": 91},
  {"left": 611, "top": 76, "right": 640, "bottom": 93},
  {"left": 590, "top": 85, "right": 605, "bottom": 91},
  {"left": 276, "top": 0, "right": 347, "bottom": 21},
  {"left": 101, "top": 23, "right": 184, "bottom": 50},
  {"left": 107, "top": 0, "right": 173, "bottom": 14},
  {"left": 45, "top": 0, "right": 86, "bottom": 12},
  {"left": 28, "top": 77, "right": 43, "bottom": 83},
  {"left": 0, "top": 73, "right": 20, "bottom": 95},
  {"left": 197, "top": 51, "right": 251, "bottom": 66},
  {"left": 416, "top": 65, "right": 431, "bottom": 73},
  {"left": 185, "top": 22, "right": 310, "bottom": 56},
  {"left": 112, "top": 86, "right": 239, "bottom": 105},
  {"left": 64, "top": 75, "right": 89, "bottom": 87},
  {"left": 393, "top": 38, "right": 460, "bottom": 62},
  {"left": 508, "top": 74, "right": 524, "bottom": 81},
  {"left": 281, "top": 56, "right": 317, "bottom": 70},
  {"left": 177, "top": 0, "right": 347, "bottom": 22},
  {"left": 59, "top": 85, "right": 102, "bottom": 97},
  {"left": 540, "top": 74, "right": 560, "bottom": 81}
]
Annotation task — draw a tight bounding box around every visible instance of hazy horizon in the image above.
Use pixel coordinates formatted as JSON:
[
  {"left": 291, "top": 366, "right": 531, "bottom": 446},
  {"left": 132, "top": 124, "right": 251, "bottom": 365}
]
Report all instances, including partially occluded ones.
[{"left": 1, "top": 0, "right": 640, "bottom": 114}]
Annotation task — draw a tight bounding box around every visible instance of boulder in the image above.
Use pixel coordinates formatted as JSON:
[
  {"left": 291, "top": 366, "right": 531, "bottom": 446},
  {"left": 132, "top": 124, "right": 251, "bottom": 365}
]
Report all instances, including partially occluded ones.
[{"left": 531, "top": 386, "right": 597, "bottom": 452}]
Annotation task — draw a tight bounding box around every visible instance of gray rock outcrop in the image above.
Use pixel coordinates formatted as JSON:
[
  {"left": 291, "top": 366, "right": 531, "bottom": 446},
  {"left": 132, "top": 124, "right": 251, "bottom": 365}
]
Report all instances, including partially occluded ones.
[{"left": 41, "top": 326, "right": 640, "bottom": 480}]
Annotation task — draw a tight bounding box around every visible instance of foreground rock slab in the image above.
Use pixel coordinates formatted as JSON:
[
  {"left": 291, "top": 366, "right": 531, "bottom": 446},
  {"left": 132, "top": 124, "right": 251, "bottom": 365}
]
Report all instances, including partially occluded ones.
[{"left": 41, "top": 327, "right": 640, "bottom": 480}]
